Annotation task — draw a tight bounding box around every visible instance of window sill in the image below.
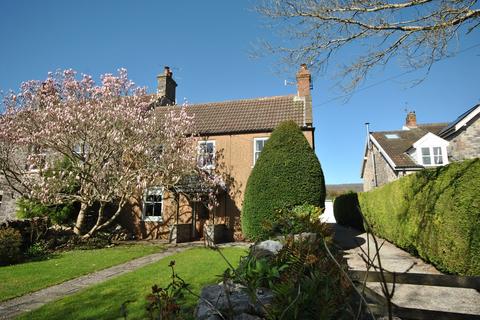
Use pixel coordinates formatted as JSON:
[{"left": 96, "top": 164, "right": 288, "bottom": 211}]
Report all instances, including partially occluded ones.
[{"left": 143, "top": 217, "right": 163, "bottom": 223}]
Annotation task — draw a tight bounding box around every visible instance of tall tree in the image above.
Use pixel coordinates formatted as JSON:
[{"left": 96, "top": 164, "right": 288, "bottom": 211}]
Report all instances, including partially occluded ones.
[
  {"left": 0, "top": 69, "right": 198, "bottom": 237},
  {"left": 257, "top": 0, "right": 480, "bottom": 91}
]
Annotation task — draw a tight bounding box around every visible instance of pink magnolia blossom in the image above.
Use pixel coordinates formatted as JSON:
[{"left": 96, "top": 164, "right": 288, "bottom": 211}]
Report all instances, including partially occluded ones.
[{"left": 0, "top": 69, "right": 220, "bottom": 238}]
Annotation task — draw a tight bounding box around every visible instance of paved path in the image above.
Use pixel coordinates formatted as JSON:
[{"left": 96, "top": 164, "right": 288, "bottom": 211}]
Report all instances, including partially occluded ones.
[
  {"left": 0, "top": 241, "right": 249, "bottom": 320},
  {"left": 332, "top": 224, "right": 480, "bottom": 317}
]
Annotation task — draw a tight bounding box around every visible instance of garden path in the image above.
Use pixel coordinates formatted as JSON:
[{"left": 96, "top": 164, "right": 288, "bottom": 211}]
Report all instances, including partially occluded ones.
[
  {"left": 333, "top": 223, "right": 480, "bottom": 317},
  {"left": 0, "top": 241, "right": 248, "bottom": 320}
]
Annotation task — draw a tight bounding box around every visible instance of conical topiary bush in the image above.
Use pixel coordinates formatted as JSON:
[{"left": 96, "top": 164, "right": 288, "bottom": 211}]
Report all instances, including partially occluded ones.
[{"left": 241, "top": 120, "right": 326, "bottom": 240}]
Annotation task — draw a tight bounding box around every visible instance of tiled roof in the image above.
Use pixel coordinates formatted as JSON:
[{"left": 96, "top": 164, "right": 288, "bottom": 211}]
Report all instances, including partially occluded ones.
[
  {"left": 156, "top": 95, "right": 307, "bottom": 135},
  {"left": 372, "top": 124, "right": 447, "bottom": 168}
]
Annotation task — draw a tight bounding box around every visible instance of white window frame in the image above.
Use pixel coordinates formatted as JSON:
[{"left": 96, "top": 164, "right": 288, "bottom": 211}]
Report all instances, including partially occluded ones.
[
  {"left": 253, "top": 137, "right": 269, "bottom": 166},
  {"left": 0, "top": 190, "right": 3, "bottom": 209},
  {"left": 197, "top": 140, "right": 216, "bottom": 170},
  {"left": 143, "top": 187, "right": 164, "bottom": 222},
  {"left": 421, "top": 146, "right": 445, "bottom": 166}
]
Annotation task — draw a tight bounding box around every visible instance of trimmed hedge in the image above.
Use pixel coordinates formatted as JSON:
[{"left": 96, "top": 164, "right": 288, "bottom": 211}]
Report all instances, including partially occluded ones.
[
  {"left": 241, "top": 121, "right": 326, "bottom": 241},
  {"left": 358, "top": 158, "right": 480, "bottom": 275},
  {"left": 333, "top": 192, "right": 365, "bottom": 231}
]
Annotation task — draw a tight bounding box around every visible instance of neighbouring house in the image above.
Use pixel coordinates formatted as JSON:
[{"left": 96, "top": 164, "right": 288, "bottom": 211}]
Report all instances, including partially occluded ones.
[
  {"left": 0, "top": 65, "right": 316, "bottom": 242},
  {"left": 361, "top": 104, "right": 480, "bottom": 191}
]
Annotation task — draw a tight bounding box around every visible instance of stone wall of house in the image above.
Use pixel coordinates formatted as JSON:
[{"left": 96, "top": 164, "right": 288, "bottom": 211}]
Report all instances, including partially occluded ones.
[
  {"left": 447, "top": 114, "right": 480, "bottom": 161},
  {"left": 363, "top": 143, "right": 398, "bottom": 192},
  {"left": 0, "top": 177, "right": 18, "bottom": 222}
]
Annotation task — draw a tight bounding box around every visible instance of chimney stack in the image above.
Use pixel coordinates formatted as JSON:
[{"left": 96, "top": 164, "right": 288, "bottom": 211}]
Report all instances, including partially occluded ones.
[
  {"left": 405, "top": 111, "right": 417, "bottom": 128},
  {"left": 295, "top": 64, "right": 313, "bottom": 127},
  {"left": 296, "top": 63, "right": 312, "bottom": 97},
  {"left": 156, "top": 66, "right": 177, "bottom": 106}
]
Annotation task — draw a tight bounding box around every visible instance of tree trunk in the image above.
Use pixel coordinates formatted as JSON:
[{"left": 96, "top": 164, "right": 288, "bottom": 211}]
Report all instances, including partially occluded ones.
[
  {"left": 81, "top": 202, "right": 106, "bottom": 239},
  {"left": 81, "top": 198, "right": 126, "bottom": 239},
  {"left": 74, "top": 202, "right": 88, "bottom": 235}
]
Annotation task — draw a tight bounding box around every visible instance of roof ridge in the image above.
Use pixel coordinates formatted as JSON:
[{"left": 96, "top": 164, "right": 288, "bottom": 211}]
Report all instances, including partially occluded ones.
[
  {"left": 187, "top": 94, "right": 296, "bottom": 106},
  {"left": 417, "top": 122, "right": 449, "bottom": 126}
]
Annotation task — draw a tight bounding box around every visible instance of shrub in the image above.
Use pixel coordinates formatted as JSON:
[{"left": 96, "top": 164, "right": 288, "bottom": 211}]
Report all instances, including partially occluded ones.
[
  {"left": 242, "top": 121, "right": 326, "bottom": 240},
  {"left": 267, "top": 205, "right": 324, "bottom": 237},
  {"left": 359, "top": 158, "right": 480, "bottom": 275},
  {"left": 0, "top": 227, "right": 23, "bottom": 265},
  {"left": 333, "top": 192, "right": 365, "bottom": 231},
  {"left": 17, "top": 198, "right": 77, "bottom": 225},
  {"left": 233, "top": 236, "right": 352, "bottom": 319},
  {"left": 25, "top": 240, "right": 50, "bottom": 260}
]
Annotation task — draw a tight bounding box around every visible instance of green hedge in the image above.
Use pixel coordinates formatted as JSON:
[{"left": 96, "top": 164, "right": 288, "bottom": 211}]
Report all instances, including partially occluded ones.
[
  {"left": 358, "top": 158, "right": 480, "bottom": 275},
  {"left": 333, "top": 192, "right": 365, "bottom": 231},
  {"left": 242, "top": 121, "right": 326, "bottom": 241},
  {"left": 17, "top": 198, "right": 77, "bottom": 225}
]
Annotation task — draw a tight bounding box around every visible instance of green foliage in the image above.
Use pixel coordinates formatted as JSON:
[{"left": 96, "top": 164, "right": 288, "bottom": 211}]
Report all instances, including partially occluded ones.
[
  {"left": 267, "top": 237, "right": 351, "bottom": 319},
  {"left": 242, "top": 121, "right": 326, "bottom": 240},
  {"left": 232, "top": 235, "right": 351, "bottom": 319},
  {"left": 25, "top": 241, "right": 51, "bottom": 260},
  {"left": 17, "top": 198, "right": 77, "bottom": 225},
  {"left": 267, "top": 205, "right": 324, "bottom": 237},
  {"left": 16, "top": 157, "right": 79, "bottom": 225},
  {"left": 333, "top": 192, "right": 365, "bottom": 231},
  {"left": 359, "top": 158, "right": 480, "bottom": 275},
  {"left": 0, "top": 227, "right": 23, "bottom": 265},
  {"left": 236, "top": 254, "right": 287, "bottom": 289}
]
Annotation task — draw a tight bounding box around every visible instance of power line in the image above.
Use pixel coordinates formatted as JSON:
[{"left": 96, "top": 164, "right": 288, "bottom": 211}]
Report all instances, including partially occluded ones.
[{"left": 312, "top": 42, "right": 480, "bottom": 109}]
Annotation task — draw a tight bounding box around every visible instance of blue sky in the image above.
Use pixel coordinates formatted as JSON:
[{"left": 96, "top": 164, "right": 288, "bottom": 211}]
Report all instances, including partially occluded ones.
[{"left": 1, "top": 0, "right": 479, "bottom": 184}]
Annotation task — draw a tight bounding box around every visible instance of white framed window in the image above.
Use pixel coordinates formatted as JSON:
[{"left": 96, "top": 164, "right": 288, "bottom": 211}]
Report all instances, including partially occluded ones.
[
  {"left": 0, "top": 190, "right": 3, "bottom": 210},
  {"left": 253, "top": 137, "right": 268, "bottom": 165},
  {"left": 421, "top": 146, "right": 444, "bottom": 166},
  {"left": 433, "top": 147, "right": 443, "bottom": 164},
  {"left": 197, "top": 140, "right": 215, "bottom": 169},
  {"left": 143, "top": 187, "right": 163, "bottom": 222},
  {"left": 421, "top": 147, "right": 431, "bottom": 165}
]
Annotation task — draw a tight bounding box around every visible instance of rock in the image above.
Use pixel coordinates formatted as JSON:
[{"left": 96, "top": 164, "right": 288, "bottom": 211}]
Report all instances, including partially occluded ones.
[
  {"left": 293, "top": 232, "right": 317, "bottom": 242},
  {"left": 255, "top": 240, "right": 283, "bottom": 254},
  {"left": 195, "top": 283, "right": 272, "bottom": 320}
]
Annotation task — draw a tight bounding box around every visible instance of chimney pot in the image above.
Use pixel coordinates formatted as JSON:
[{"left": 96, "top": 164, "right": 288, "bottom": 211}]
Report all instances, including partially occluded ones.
[{"left": 164, "top": 66, "right": 172, "bottom": 77}]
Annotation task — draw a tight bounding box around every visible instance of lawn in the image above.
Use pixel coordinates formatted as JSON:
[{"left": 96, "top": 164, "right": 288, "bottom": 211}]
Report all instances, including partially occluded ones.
[
  {"left": 17, "top": 246, "right": 247, "bottom": 320},
  {"left": 0, "top": 243, "right": 163, "bottom": 302}
]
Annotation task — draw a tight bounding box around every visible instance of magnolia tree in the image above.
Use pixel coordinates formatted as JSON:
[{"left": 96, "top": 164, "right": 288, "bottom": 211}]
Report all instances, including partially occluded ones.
[{"left": 0, "top": 69, "right": 202, "bottom": 238}]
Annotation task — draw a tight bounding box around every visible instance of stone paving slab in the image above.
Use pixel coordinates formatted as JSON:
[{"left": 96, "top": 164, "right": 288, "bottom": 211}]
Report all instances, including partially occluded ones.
[
  {"left": 0, "top": 241, "right": 249, "bottom": 320},
  {"left": 332, "top": 224, "right": 480, "bottom": 316}
]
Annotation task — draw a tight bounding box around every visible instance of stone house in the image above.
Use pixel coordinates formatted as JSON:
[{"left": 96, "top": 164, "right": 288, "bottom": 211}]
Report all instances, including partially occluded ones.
[
  {"left": 361, "top": 104, "right": 480, "bottom": 191},
  {"left": 0, "top": 65, "right": 316, "bottom": 242}
]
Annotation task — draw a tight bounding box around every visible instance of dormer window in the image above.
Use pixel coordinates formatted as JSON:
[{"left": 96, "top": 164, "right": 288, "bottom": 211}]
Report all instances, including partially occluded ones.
[{"left": 412, "top": 132, "right": 449, "bottom": 167}]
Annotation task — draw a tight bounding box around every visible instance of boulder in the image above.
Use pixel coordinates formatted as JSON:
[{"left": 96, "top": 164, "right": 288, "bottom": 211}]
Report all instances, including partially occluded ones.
[{"left": 195, "top": 283, "right": 272, "bottom": 320}]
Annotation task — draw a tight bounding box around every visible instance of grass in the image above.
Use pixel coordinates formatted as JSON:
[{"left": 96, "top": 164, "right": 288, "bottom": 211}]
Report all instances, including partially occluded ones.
[
  {"left": 17, "top": 246, "right": 247, "bottom": 320},
  {"left": 0, "top": 243, "right": 163, "bottom": 302}
]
